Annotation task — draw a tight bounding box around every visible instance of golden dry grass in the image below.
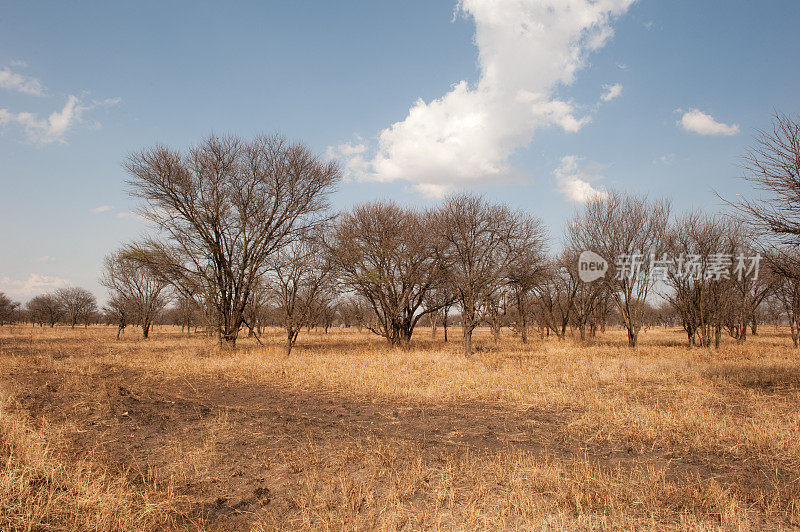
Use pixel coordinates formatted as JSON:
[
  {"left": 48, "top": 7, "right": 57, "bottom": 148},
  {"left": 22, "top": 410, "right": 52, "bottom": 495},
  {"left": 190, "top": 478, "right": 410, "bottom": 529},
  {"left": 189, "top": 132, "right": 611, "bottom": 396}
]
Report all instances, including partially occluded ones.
[{"left": 1, "top": 324, "right": 799, "bottom": 530}]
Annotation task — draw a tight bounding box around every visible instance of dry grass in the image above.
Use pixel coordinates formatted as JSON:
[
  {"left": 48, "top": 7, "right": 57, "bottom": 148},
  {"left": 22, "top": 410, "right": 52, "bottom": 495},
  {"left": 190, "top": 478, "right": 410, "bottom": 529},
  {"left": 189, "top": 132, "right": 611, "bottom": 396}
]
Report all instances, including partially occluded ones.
[{"left": 1, "top": 324, "right": 799, "bottom": 530}]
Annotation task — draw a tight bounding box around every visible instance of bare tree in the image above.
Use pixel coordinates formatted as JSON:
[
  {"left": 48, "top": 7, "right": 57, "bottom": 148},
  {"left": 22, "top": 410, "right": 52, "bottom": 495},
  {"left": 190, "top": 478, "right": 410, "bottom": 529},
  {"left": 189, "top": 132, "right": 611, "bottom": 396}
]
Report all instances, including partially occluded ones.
[
  {"left": 103, "top": 294, "right": 131, "bottom": 340},
  {"left": 568, "top": 191, "right": 670, "bottom": 347},
  {"left": 0, "top": 293, "right": 20, "bottom": 325},
  {"left": 436, "top": 194, "right": 539, "bottom": 356},
  {"left": 329, "top": 201, "right": 443, "bottom": 346},
  {"left": 101, "top": 250, "right": 169, "bottom": 338},
  {"left": 27, "top": 294, "right": 63, "bottom": 327},
  {"left": 730, "top": 113, "right": 800, "bottom": 244},
  {"left": 766, "top": 247, "right": 800, "bottom": 347},
  {"left": 56, "top": 287, "right": 97, "bottom": 328},
  {"left": 507, "top": 220, "right": 548, "bottom": 344},
  {"left": 534, "top": 255, "right": 578, "bottom": 340},
  {"left": 269, "top": 229, "right": 333, "bottom": 355},
  {"left": 664, "top": 212, "right": 732, "bottom": 348},
  {"left": 124, "top": 134, "right": 340, "bottom": 347}
]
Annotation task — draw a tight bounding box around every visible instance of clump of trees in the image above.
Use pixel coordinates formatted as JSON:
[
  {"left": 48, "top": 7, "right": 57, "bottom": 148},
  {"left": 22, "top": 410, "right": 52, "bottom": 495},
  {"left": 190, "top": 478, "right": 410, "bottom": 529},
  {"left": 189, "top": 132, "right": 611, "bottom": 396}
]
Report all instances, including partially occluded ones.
[{"left": 8, "top": 114, "right": 800, "bottom": 352}]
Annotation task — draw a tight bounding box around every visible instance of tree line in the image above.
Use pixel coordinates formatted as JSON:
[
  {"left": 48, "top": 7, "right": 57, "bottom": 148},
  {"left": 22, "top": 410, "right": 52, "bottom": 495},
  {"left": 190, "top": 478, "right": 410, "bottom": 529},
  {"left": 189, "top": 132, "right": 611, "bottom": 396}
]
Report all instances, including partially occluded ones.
[{"left": 3, "top": 114, "right": 799, "bottom": 353}]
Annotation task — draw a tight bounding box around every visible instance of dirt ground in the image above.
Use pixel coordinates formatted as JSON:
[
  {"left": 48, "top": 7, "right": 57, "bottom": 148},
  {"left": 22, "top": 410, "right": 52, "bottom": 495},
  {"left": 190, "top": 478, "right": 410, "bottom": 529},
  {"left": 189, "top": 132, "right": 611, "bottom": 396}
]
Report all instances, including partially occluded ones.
[{"left": 2, "top": 325, "right": 799, "bottom": 530}]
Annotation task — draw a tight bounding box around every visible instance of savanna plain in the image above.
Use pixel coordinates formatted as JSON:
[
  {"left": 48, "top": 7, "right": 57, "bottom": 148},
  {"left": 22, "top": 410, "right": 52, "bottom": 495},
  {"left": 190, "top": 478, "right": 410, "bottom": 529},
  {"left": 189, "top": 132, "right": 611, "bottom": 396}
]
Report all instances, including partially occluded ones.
[{"left": 1, "top": 325, "right": 799, "bottom": 531}]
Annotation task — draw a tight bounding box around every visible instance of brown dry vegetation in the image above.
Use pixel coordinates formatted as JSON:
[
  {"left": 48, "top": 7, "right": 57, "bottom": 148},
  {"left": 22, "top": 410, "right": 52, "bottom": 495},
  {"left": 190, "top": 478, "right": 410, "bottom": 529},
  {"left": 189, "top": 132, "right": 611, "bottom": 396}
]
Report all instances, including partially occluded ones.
[{"left": 1, "top": 325, "right": 799, "bottom": 530}]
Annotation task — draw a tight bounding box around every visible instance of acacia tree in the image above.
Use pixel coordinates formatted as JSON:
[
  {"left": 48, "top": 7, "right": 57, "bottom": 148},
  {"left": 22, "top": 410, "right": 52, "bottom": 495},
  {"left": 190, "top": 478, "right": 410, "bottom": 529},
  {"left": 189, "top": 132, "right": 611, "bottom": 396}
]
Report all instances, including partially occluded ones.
[
  {"left": 329, "top": 201, "right": 443, "bottom": 346},
  {"left": 56, "top": 287, "right": 97, "bottom": 328},
  {"left": 436, "top": 194, "right": 542, "bottom": 356},
  {"left": 0, "top": 293, "right": 19, "bottom": 325},
  {"left": 27, "top": 294, "right": 62, "bottom": 327},
  {"left": 124, "top": 134, "right": 340, "bottom": 347},
  {"left": 568, "top": 191, "right": 670, "bottom": 347},
  {"left": 101, "top": 250, "right": 169, "bottom": 338},
  {"left": 269, "top": 229, "right": 333, "bottom": 355}
]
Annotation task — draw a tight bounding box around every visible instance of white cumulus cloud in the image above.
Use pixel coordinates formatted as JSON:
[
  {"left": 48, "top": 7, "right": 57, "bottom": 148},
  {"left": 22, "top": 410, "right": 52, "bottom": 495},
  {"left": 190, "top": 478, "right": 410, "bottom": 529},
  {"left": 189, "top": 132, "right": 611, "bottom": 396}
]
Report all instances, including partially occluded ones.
[
  {"left": 600, "top": 83, "right": 623, "bottom": 102},
  {"left": 0, "top": 66, "right": 46, "bottom": 96},
  {"left": 0, "top": 94, "right": 121, "bottom": 144},
  {"left": 554, "top": 155, "right": 608, "bottom": 203},
  {"left": 0, "top": 274, "right": 69, "bottom": 299},
  {"left": 677, "top": 108, "right": 740, "bottom": 136},
  {"left": 330, "top": 0, "right": 635, "bottom": 196}
]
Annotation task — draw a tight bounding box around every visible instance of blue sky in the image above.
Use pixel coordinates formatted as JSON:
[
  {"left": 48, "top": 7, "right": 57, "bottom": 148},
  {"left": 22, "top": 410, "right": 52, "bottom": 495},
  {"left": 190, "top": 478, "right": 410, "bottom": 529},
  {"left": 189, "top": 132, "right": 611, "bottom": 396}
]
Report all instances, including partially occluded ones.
[{"left": 1, "top": 0, "right": 799, "bottom": 301}]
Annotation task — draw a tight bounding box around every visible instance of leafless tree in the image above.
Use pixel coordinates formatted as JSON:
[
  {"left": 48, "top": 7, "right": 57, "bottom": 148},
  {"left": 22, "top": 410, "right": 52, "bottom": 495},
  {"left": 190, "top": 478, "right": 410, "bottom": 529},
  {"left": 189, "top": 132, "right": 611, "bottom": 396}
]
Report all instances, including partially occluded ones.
[
  {"left": 124, "top": 134, "right": 340, "bottom": 347},
  {"left": 329, "top": 201, "right": 443, "bottom": 346},
  {"left": 103, "top": 294, "right": 131, "bottom": 340},
  {"left": 663, "top": 212, "right": 733, "bottom": 347},
  {"left": 101, "top": 250, "right": 169, "bottom": 338},
  {"left": 436, "top": 194, "right": 540, "bottom": 356},
  {"left": 0, "top": 293, "right": 20, "bottom": 325},
  {"left": 506, "top": 220, "right": 548, "bottom": 344},
  {"left": 729, "top": 113, "right": 800, "bottom": 244},
  {"left": 568, "top": 191, "right": 670, "bottom": 347},
  {"left": 27, "top": 293, "right": 62, "bottom": 327},
  {"left": 423, "top": 286, "right": 457, "bottom": 341},
  {"left": 765, "top": 247, "right": 800, "bottom": 347},
  {"left": 269, "top": 228, "right": 333, "bottom": 355},
  {"left": 55, "top": 287, "right": 97, "bottom": 328},
  {"left": 534, "top": 254, "right": 578, "bottom": 339}
]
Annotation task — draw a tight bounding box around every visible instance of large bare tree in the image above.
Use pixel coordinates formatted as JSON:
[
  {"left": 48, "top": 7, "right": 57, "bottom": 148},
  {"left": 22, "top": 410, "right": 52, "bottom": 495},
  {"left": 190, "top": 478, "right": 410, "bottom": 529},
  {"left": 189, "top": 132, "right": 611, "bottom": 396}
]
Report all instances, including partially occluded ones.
[
  {"left": 101, "top": 250, "right": 170, "bottom": 338},
  {"left": 329, "top": 201, "right": 443, "bottom": 346},
  {"left": 568, "top": 191, "right": 670, "bottom": 347},
  {"left": 124, "top": 134, "right": 340, "bottom": 347},
  {"left": 731, "top": 113, "right": 800, "bottom": 244}
]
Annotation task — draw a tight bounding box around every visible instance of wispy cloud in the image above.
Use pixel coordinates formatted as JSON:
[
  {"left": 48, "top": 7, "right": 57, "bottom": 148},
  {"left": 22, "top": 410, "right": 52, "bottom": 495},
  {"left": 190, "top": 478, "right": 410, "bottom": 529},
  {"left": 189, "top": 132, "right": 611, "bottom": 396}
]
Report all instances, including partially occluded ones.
[
  {"left": 90, "top": 205, "right": 113, "bottom": 213},
  {"left": 330, "top": 0, "right": 635, "bottom": 197},
  {"left": 0, "top": 273, "right": 69, "bottom": 299},
  {"left": 676, "top": 108, "right": 740, "bottom": 136},
  {"left": 600, "top": 83, "right": 623, "bottom": 102},
  {"left": 0, "top": 94, "right": 121, "bottom": 144},
  {"left": 0, "top": 66, "right": 46, "bottom": 96},
  {"left": 554, "top": 155, "right": 608, "bottom": 203},
  {"left": 33, "top": 256, "right": 56, "bottom": 264}
]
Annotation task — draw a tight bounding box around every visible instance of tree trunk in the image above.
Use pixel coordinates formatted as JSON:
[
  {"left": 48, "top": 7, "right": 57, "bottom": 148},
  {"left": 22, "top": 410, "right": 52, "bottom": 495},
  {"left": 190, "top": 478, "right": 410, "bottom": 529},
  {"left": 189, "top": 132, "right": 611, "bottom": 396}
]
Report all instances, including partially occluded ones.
[{"left": 142, "top": 322, "right": 151, "bottom": 339}]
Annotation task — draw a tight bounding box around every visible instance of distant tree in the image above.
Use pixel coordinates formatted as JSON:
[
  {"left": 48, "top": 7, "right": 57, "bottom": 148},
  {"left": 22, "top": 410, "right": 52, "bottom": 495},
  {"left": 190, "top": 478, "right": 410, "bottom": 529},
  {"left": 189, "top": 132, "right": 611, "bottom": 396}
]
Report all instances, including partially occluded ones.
[
  {"left": 435, "top": 194, "right": 541, "bottom": 356},
  {"left": 664, "top": 212, "right": 732, "bottom": 347},
  {"left": 506, "top": 219, "right": 548, "bottom": 344},
  {"left": 27, "top": 294, "right": 63, "bottom": 327},
  {"left": 568, "top": 191, "right": 670, "bottom": 347},
  {"left": 329, "top": 201, "right": 444, "bottom": 346},
  {"left": 767, "top": 247, "right": 800, "bottom": 347},
  {"left": 103, "top": 294, "right": 131, "bottom": 340},
  {"left": 124, "top": 134, "right": 340, "bottom": 347},
  {"left": 269, "top": 229, "right": 333, "bottom": 355},
  {"left": 101, "top": 250, "right": 169, "bottom": 338},
  {"left": 55, "top": 287, "right": 97, "bottom": 328},
  {"left": 534, "top": 255, "right": 578, "bottom": 340},
  {"left": 0, "top": 292, "right": 20, "bottom": 325}
]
